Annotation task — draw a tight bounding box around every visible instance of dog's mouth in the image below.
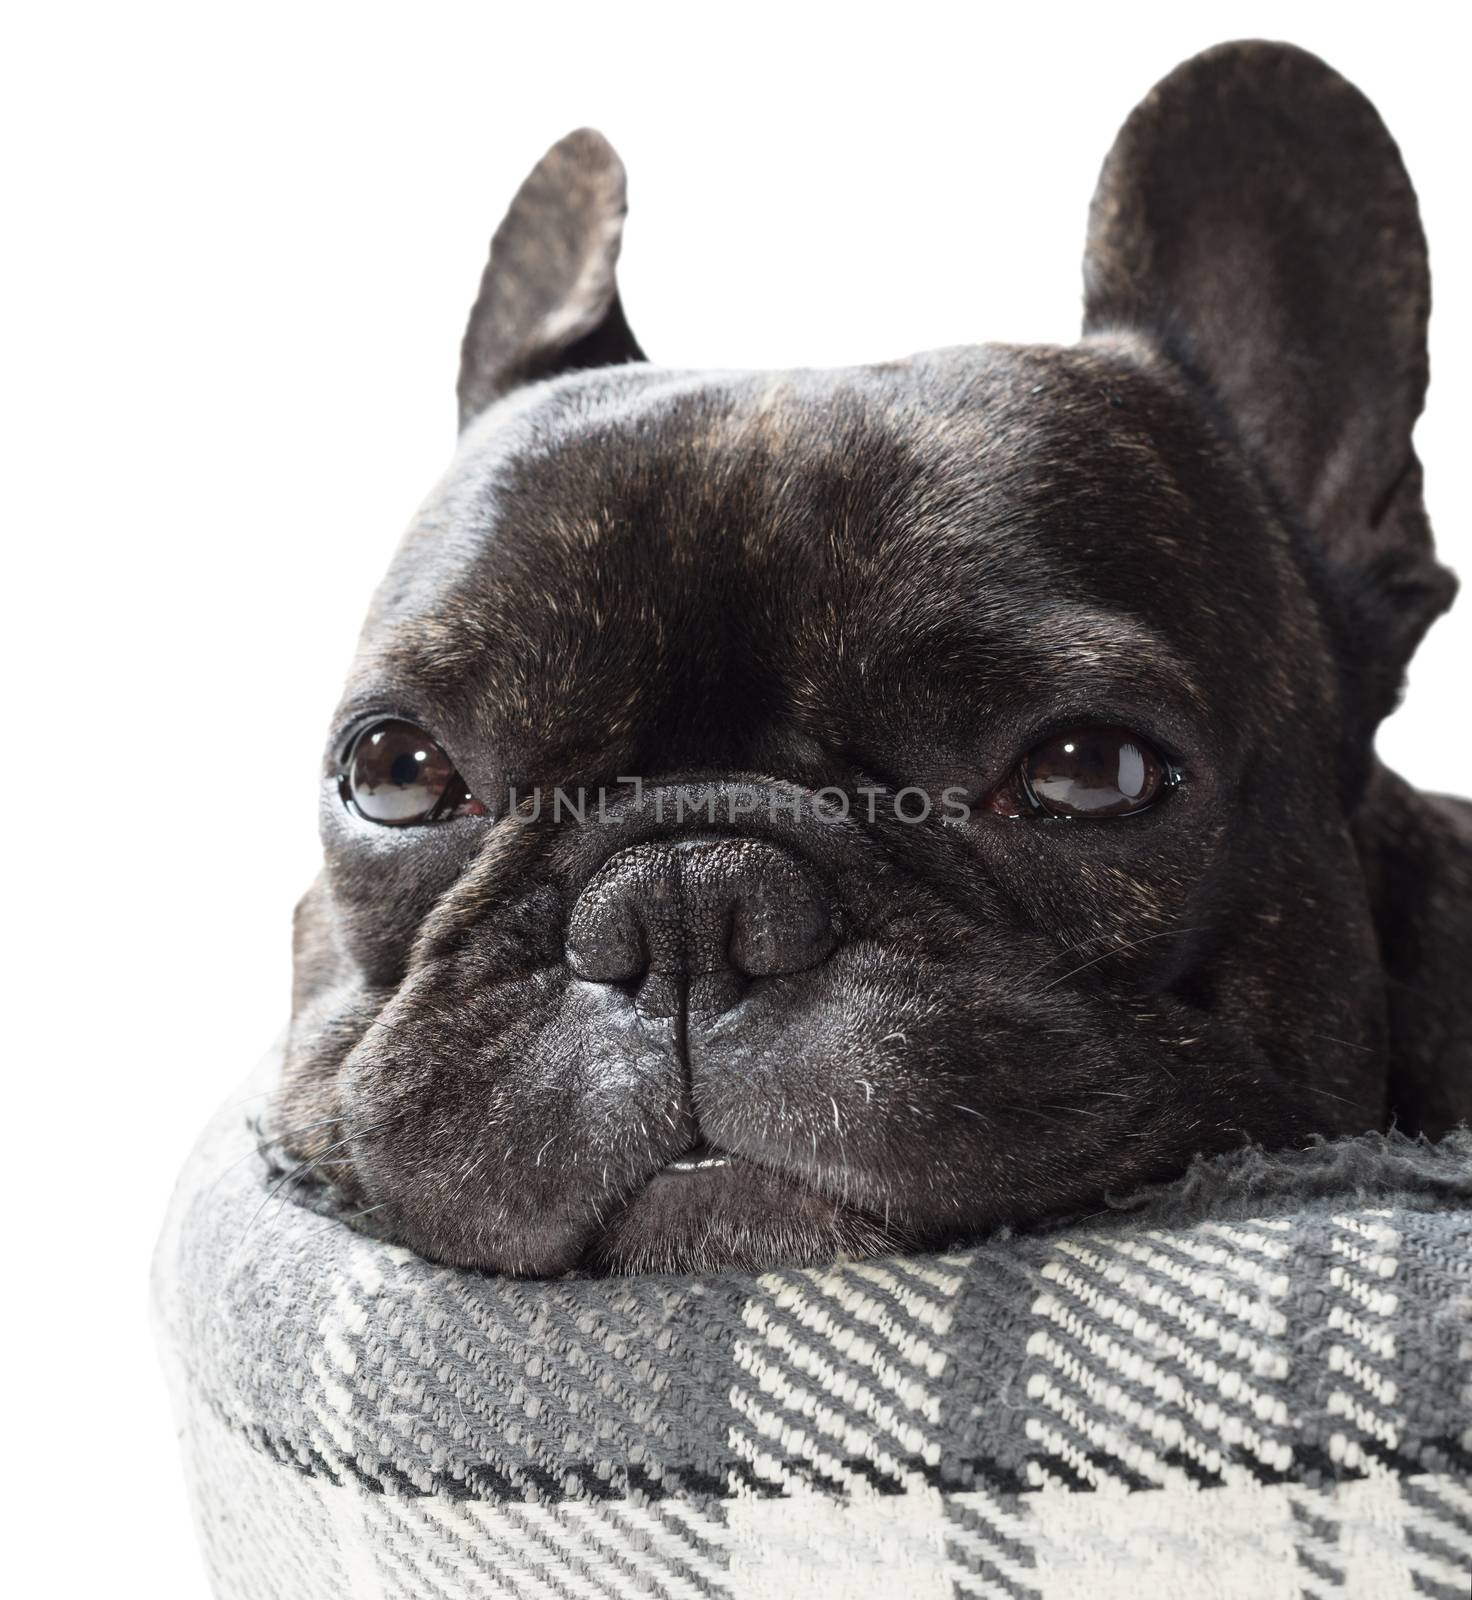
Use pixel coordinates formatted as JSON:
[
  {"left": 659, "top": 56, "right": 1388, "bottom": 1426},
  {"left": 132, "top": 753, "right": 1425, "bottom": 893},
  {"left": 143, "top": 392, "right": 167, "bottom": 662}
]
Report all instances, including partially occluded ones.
[
  {"left": 658, "top": 1139, "right": 731, "bottom": 1174},
  {"left": 581, "top": 1136, "right": 899, "bottom": 1275}
]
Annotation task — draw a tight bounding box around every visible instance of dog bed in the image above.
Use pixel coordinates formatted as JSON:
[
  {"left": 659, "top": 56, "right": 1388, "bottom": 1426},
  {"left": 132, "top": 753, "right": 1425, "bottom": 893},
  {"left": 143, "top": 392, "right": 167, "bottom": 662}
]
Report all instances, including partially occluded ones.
[{"left": 153, "top": 1046, "right": 1472, "bottom": 1598}]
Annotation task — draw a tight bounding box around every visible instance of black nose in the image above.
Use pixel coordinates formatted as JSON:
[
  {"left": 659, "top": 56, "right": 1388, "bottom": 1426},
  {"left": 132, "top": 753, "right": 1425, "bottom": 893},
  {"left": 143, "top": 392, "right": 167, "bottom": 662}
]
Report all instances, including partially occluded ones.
[{"left": 566, "top": 837, "right": 836, "bottom": 1009}]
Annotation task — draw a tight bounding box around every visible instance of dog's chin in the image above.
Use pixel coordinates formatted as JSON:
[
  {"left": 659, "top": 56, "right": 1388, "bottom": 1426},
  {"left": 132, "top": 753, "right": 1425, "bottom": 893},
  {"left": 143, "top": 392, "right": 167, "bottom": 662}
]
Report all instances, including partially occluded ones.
[{"left": 582, "top": 1155, "right": 903, "bottom": 1277}]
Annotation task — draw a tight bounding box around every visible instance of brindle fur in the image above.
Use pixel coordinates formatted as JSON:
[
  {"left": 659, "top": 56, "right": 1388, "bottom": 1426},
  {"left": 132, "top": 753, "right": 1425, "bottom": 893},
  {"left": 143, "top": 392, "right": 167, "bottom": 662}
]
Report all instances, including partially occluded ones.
[{"left": 277, "top": 42, "right": 1471, "bottom": 1276}]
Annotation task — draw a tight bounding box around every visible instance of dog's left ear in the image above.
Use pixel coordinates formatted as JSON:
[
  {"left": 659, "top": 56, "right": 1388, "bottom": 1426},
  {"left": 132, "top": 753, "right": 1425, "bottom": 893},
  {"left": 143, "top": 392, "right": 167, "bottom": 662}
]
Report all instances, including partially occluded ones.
[
  {"left": 457, "top": 128, "right": 645, "bottom": 429},
  {"left": 1084, "top": 40, "right": 1456, "bottom": 739}
]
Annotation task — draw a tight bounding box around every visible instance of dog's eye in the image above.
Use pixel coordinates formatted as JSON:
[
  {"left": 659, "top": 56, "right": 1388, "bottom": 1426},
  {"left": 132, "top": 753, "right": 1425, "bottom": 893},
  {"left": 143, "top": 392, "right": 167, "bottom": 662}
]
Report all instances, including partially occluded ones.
[
  {"left": 988, "top": 726, "right": 1171, "bottom": 818},
  {"left": 341, "top": 720, "right": 483, "bottom": 825}
]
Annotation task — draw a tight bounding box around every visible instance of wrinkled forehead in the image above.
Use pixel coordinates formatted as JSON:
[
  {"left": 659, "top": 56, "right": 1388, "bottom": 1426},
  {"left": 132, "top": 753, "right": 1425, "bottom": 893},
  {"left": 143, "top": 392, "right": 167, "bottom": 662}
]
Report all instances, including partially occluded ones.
[{"left": 346, "top": 342, "right": 1305, "bottom": 759}]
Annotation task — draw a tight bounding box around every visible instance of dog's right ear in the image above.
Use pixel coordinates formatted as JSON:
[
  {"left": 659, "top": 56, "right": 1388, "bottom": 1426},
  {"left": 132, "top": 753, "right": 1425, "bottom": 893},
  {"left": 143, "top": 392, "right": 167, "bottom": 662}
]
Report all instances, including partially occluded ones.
[{"left": 457, "top": 128, "right": 645, "bottom": 429}]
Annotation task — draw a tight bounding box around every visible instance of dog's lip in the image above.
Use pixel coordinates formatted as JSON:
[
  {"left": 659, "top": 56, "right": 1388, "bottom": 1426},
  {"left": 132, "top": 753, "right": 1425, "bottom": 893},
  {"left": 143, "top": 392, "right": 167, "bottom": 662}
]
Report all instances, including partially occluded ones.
[
  {"left": 658, "top": 1139, "right": 731, "bottom": 1174},
  {"left": 584, "top": 1144, "right": 901, "bottom": 1275}
]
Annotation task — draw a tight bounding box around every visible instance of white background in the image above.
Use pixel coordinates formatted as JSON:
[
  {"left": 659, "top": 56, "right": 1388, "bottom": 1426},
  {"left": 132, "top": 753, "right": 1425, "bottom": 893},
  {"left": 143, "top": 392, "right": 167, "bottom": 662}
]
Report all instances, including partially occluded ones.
[{"left": 3, "top": 3, "right": 1467, "bottom": 1593}]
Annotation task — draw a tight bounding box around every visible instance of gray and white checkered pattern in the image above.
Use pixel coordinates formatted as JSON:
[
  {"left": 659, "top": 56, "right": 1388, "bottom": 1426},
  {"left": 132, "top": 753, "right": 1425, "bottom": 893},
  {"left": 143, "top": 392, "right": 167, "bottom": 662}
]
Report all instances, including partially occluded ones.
[{"left": 153, "top": 1051, "right": 1472, "bottom": 1599}]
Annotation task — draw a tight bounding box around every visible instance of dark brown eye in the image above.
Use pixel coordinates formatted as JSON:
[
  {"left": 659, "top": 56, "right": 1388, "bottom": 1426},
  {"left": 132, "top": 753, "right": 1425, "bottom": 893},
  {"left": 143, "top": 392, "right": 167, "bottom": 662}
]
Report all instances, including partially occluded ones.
[
  {"left": 1019, "top": 726, "right": 1169, "bottom": 818},
  {"left": 342, "top": 720, "right": 483, "bottom": 825}
]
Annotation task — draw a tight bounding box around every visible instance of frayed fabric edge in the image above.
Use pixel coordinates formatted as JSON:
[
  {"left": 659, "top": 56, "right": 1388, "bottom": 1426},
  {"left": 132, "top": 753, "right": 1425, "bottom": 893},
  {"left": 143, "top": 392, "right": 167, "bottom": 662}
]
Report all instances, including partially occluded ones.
[{"left": 1102, "top": 1125, "right": 1472, "bottom": 1224}]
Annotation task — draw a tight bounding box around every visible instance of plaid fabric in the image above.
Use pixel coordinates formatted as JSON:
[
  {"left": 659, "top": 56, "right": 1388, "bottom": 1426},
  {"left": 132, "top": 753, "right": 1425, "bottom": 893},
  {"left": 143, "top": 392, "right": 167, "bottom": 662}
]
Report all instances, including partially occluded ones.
[{"left": 153, "top": 1050, "right": 1472, "bottom": 1599}]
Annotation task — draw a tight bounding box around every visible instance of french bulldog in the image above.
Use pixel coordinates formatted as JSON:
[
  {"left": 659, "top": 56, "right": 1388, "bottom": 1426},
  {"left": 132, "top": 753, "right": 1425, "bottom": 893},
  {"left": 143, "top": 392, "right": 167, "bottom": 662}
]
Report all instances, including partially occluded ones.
[{"left": 276, "top": 40, "right": 1471, "bottom": 1277}]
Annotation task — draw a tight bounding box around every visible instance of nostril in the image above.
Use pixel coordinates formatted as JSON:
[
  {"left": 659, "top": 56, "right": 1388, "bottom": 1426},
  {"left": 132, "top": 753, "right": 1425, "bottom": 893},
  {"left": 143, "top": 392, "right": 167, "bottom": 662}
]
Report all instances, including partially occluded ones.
[
  {"left": 565, "top": 890, "right": 647, "bottom": 984},
  {"left": 726, "top": 875, "right": 836, "bottom": 977}
]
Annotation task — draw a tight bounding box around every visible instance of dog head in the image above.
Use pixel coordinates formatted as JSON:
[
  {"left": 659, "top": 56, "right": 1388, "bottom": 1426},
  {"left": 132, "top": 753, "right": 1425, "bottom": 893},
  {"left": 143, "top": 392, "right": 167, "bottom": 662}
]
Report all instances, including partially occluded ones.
[{"left": 277, "top": 41, "right": 1457, "bottom": 1275}]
